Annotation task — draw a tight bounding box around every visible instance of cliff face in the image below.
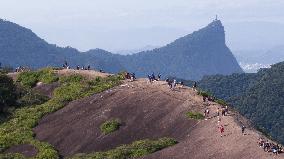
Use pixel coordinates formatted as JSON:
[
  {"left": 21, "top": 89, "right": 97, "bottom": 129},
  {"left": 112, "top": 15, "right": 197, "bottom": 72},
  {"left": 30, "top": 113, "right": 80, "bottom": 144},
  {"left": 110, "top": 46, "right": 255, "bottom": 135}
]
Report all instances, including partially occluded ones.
[{"left": 0, "top": 19, "right": 242, "bottom": 80}]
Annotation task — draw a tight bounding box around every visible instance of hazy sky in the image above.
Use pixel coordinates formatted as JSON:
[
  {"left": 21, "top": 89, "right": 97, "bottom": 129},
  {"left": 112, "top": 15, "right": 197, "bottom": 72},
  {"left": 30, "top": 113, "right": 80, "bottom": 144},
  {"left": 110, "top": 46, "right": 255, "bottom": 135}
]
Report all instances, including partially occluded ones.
[{"left": 1, "top": 0, "right": 284, "bottom": 53}]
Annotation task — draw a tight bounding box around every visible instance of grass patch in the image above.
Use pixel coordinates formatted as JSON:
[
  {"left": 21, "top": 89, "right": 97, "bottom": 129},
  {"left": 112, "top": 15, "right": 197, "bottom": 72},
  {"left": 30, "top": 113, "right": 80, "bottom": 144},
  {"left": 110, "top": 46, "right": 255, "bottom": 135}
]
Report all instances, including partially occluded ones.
[
  {"left": 17, "top": 68, "right": 59, "bottom": 88},
  {"left": 186, "top": 112, "right": 204, "bottom": 120},
  {"left": 216, "top": 99, "right": 227, "bottom": 106},
  {"left": 197, "top": 90, "right": 212, "bottom": 97},
  {"left": 0, "top": 73, "right": 123, "bottom": 158},
  {"left": 100, "top": 119, "right": 121, "bottom": 135},
  {"left": 70, "top": 138, "right": 178, "bottom": 159},
  {"left": 17, "top": 90, "right": 49, "bottom": 107}
]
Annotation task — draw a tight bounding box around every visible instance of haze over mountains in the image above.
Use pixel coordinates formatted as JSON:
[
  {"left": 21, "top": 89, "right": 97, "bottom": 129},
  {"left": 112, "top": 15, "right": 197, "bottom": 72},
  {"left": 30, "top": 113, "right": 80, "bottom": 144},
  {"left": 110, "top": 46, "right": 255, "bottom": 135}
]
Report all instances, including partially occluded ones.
[{"left": 0, "top": 19, "right": 243, "bottom": 80}]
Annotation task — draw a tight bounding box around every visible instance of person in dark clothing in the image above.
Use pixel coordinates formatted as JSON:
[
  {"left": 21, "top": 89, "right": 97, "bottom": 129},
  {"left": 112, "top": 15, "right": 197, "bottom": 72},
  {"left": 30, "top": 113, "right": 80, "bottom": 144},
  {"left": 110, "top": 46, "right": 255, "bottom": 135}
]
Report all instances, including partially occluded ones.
[
  {"left": 76, "top": 65, "right": 80, "bottom": 70},
  {"left": 166, "top": 78, "right": 172, "bottom": 88},
  {"left": 241, "top": 125, "right": 246, "bottom": 135},
  {"left": 131, "top": 73, "right": 136, "bottom": 81},
  {"left": 157, "top": 73, "right": 161, "bottom": 81},
  {"left": 87, "top": 65, "right": 91, "bottom": 70},
  {"left": 203, "top": 96, "right": 207, "bottom": 102},
  {"left": 151, "top": 73, "right": 156, "bottom": 81}
]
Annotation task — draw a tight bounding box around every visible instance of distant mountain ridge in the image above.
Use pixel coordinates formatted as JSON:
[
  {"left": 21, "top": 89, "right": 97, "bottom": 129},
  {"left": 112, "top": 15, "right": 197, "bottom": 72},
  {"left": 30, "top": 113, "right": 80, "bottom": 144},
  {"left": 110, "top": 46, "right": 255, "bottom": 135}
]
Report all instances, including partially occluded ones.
[{"left": 0, "top": 19, "right": 243, "bottom": 80}]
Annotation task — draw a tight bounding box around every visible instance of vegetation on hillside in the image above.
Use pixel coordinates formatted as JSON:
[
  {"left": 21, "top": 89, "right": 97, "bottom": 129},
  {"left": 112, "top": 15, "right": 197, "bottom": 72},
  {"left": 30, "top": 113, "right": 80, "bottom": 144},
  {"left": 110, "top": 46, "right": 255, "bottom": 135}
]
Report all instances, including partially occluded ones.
[
  {"left": 16, "top": 68, "right": 59, "bottom": 88},
  {"left": 0, "top": 74, "right": 17, "bottom": 113},
  {"left": 70, "top": 138, "right": 177, "bottom": 159},
  {"left": 186, "top": 112, "right": 204, "bottom": 120},
  {"left": 198, "top": 62, "right": 284, "bottom": 144},
  {"left": 100, "top": 119, "right": 121, "bottom": 135},
  {"left": 0, "top": 70, "right": 124, "bottom": 158}
]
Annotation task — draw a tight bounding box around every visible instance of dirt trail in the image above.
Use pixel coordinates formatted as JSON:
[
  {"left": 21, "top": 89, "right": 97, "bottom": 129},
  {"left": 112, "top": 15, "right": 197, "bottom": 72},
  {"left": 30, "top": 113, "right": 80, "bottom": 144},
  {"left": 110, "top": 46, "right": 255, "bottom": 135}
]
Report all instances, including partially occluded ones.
[{"left": 33, "top": 79, "right": 283, "bottom": 159}]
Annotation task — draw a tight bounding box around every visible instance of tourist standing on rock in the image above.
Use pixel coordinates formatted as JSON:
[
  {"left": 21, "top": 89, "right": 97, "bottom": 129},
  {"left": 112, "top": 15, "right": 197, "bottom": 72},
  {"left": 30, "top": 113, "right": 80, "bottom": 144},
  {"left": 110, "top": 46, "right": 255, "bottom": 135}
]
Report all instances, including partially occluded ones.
[
  {"left": 151, "top": 72, "right": 156, "bottom": 81},
  {"left": 203, "top": 96, "right": 206, "bottom": 102},
  {"left": 225, "top": 105, "right": 229, "bottom": 115},
  {"left": 241, "top": 125, "right": 246, "bottom": 135},
  {"left": 87, "top": 65, "right": 91, "bottom": 70},
  {"left": 166, "top": 78, "right": 172, "bottom": 88},
  {"left": 131, "top": 73, "right": 136, "bottom": 82},
  {"left": 148, "top": 75, "right": 153, "bottom": 83},
  {"left": 221, "top": 108, "right": 225, "bottom": 116},
  {"left": 157, "top": 73, "right": 161, "bottom": 81},
  {"left": 172, "top": 79, "right": 177, "bottom": 90},
  {"left": 217, "top": 116, "right": 221, "bottom": 125},
  {"left": 204, "top": 108, "right": 210, "bottom": 120},
  {"left": 76, "top": 65, "right": 80, "bottom": 70},
  {"left": 193, "top": 81, "right": 197, "bottom": 91},
  {"left": 216, "top": 108, "right": 220, "bottom": 117}
]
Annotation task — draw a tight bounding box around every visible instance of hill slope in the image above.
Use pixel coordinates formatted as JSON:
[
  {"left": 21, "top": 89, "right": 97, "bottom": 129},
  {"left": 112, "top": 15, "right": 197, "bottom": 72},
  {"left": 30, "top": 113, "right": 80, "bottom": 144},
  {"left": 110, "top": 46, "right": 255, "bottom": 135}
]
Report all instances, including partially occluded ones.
[
  {"left": 199, "top": 62, "right": 284, "bottom": 145},
  {"left": 0, "top": 19, "right": 242, "bottom": 80},
  {"left": 32, "top": 79, "right": 282, "bottom": 159}
]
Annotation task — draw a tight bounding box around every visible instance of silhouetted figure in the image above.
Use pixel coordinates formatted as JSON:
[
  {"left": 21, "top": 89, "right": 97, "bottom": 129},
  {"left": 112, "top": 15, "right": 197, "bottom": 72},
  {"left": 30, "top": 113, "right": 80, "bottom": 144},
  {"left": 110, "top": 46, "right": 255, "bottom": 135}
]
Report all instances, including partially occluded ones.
[
  {"left": 241, "top": 125, "right": 246, "bottom": 135},
  {"left": 157, "top": 73, "right": 161, "bottom": 81}
]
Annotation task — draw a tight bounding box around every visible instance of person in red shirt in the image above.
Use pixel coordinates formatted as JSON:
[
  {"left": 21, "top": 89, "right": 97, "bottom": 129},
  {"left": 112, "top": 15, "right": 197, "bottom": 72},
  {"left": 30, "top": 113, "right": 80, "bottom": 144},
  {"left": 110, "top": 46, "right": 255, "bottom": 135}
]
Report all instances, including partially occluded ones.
[{"left": 219, "top": 125, "right": 224, "bottom": 137}]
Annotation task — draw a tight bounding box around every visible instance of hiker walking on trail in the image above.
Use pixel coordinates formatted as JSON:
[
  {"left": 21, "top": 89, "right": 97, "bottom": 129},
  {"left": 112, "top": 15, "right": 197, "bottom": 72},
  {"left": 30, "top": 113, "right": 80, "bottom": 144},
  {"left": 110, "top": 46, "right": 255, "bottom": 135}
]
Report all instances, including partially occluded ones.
[
  {"left": 219, "top": 125, "right": 224, "bottom": 137},
  {"left": 241, "top": 125, "right": 246, "bottom": 135}
]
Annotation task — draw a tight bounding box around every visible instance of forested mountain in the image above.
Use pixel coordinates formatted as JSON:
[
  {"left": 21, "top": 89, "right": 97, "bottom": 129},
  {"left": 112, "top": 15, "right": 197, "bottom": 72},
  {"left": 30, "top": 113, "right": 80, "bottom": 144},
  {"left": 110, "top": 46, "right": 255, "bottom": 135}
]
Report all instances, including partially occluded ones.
[
  {"left": 0, "top": 19, "right": 124, "bottom": 73},
  {"left": 117, "top": 20, "right": 243, "bottom": 80},
  {"left": 0, "top": 19, "right": 243, "bottom": 80},
  {"left": 198, "top": 62, "right": 284, "bottom": 144}
]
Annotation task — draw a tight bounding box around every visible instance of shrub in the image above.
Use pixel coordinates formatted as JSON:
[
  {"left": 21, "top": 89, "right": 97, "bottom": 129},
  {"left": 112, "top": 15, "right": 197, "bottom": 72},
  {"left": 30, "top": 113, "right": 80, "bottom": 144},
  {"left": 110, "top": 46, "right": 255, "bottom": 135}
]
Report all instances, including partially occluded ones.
[
  {"left": 216, "top": 99, "right": 227, "bottom": 106},
  {"left": 17, "top": 71, "right": 39, "bottom": 88},
  {"left": 100, "top": 119, "right": 121, "bottom": 135},
  {"left": 186, "top": 112, "right": 204, "bottom": 120},
  {"left": 59, "top": 74, "right": 85, "bottom": 84},
  {"left": 17, "top": 90, "right": 49, "bottom": 106},
  {"left": 0, "top": 153, "right": 25, "bottom": 159},
  {"left": 197, "top": 90, "right": 212, "bottom": 97},
  {"left": 17, "top": 68, "right": 58, "bottom": 88},
  {"left": 0, "top": 74, "right": 17, "bottom": 112},
  {"left": 70, "top": 138, "right": 178, "bottom": 159},
  {"left": 38, "top": 68, "right": 59, "bottom": 84}
]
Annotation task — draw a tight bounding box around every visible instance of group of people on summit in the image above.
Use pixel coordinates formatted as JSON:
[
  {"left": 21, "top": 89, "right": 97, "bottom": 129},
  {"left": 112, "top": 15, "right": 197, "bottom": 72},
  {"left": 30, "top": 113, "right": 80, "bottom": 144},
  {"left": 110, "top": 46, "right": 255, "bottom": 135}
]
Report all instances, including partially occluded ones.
[
  {"left": 62, "top": 61, "right": 105, "bottom": 73},
  {"left": 258, "top": 138, "right": 283, "bottom": 155}
]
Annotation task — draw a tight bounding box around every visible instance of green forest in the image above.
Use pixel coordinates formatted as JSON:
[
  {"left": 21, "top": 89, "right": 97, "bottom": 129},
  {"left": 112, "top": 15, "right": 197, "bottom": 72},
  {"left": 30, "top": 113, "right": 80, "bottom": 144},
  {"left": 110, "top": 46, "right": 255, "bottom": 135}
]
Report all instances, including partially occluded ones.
[{"left": 198, "top": 62, "right": 284, "bottom": 144}]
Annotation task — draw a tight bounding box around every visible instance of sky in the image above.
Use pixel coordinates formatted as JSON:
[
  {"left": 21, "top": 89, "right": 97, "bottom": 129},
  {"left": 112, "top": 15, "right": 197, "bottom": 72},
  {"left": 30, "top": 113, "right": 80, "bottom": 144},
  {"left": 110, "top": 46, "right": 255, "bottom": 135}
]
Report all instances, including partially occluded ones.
[{"left": 1, "top": 0, "right": 284, "bottom": 53}]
